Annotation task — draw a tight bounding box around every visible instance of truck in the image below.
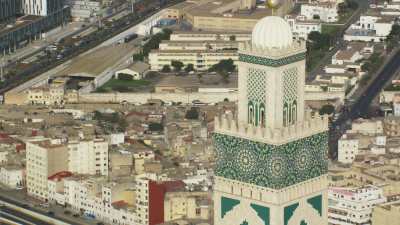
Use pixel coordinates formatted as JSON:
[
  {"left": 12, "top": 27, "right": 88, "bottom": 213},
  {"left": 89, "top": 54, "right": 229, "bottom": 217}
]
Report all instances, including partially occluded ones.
[{"left": 124, "top": 33, "right": 138, "bottom": 43}]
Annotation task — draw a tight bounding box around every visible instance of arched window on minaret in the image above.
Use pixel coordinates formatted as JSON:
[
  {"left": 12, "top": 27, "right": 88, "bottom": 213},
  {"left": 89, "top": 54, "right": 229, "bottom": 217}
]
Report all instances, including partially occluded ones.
[
  {"left": 283, "top": 102, "right": 288, "bottom": 126},
  {"left": 260, "top": 103, "right": 265, "bottom": 127},
  {"left": 291, "top": 100, "right": 297, "bottom": 125},
  {"left": 248, "top": 102, "right": 254, "bottom": 125}
]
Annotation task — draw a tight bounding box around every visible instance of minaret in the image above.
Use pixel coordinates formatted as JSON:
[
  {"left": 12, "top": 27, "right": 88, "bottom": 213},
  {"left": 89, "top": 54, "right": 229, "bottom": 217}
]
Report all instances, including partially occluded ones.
[{"left": 213, "top": 16, "right": 329, "bottom": 225}]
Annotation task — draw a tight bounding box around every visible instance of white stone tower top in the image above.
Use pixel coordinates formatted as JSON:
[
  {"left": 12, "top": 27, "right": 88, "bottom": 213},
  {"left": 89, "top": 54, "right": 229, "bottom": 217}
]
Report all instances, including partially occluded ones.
[{"left": 251, "top": 16, "right": 293, "bottom": 49}]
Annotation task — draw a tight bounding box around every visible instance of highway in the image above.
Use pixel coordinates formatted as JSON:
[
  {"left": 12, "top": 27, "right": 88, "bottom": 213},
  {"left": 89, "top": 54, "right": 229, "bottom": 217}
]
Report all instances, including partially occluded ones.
[
  {"left": 329, "top": 48, "right": 400, "bottom": 158},
  {"left": 0, "top": 205, "right": 53, "bottom": 225}
]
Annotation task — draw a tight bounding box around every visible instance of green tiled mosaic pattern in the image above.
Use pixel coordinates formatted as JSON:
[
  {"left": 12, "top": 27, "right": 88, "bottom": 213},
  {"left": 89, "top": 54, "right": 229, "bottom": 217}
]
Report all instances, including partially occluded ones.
[
  {"left": 239, "top": 52, "right": 306, "bottom": 67},
  {"left": 283, "top": 67, "right": 298, "bottom": 126},
  {"left": 213, "top": 132, "right": 328, "bottom": 189}
]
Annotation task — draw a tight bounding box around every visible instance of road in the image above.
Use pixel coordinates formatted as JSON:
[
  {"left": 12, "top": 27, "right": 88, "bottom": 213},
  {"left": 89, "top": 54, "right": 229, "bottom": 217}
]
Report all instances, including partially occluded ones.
[
  {"left": 329, "top": 48, "right": 400, "bottom": 158},
  {"left": 0, "top": 187, "right": 100, "bottom": 225},
  {"left": 0, "top": 205, "right": 53, "bottom": 225},
  {"left": 306, "top": 0, "right": 370, "bottom": 82}
]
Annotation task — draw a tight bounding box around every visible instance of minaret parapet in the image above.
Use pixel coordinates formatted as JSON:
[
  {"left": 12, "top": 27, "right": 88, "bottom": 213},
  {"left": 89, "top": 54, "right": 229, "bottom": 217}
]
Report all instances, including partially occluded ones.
[{"left": 214, "top": 113, "right": 328, "bottom": 146}]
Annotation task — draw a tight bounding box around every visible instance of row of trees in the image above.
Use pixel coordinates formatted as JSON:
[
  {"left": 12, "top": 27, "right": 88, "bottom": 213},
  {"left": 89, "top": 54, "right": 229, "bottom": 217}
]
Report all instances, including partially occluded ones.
[
  {"left": 133, "top": 28, "right": 173, "bottom": 61},
  {"left": 160, "top": 59, "right": 236, "bottom": 83}
]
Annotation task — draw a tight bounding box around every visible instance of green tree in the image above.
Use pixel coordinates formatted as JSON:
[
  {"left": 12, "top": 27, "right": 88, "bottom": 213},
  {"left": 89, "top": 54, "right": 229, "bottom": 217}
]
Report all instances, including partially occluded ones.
[
  {"left": 185, "top": 107, "right": 199, "bottom": 120},
  {"left": 184, "top": 63, "right": 195, "bottom": 73},
  {"left": 171, "top": 60, "right": 184, "bottom": 72},
  {"left": 161, "top": 65, "right": 171, "bottom": 73},
  {"left": 319, "top": 104, "right": 335, "bottom": 115},
  {"left": 209, "top": 59, "right": 236, "bottom": 73},
  {"left": 149, "top": 123, "right": 163, "bottom": 131},
  {"left": 229, "top": 35, "right": 236, "bottom": 41},
  {"left": 117, "top": 73, "right": 133, "bottom": 80}
]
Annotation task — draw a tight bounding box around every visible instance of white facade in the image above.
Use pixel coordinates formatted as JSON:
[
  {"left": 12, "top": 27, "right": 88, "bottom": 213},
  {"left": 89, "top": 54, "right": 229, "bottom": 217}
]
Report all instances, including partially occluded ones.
[
  {"left": 169, "top": 32, "right": 251, "bottom": 42},
  {"left": 48, "top": 176, "right": 135, "bottom": 225},
  {"left": 135, "top": 173, "right": 158, "bottom": 225},
  {"left": 27, "top": 84, "right": 65, "bottom": 105},
  {"left": 149, "top": 50, "right": 238, "bottom": 71},
  {"left": 345, "top": 15, "right": 393, "bottom": 42},
  {"left": 338, "top": 135, "right": 359, "bottom": 164},
  {"left": 22, "top": 0, "right": 48, "bottom": 16},
  {"left": 67, "top": 0, "right": 101, "bottom": 20},
  {"left": 300, "top": 3, "right": 338, "bottom": 23},
  {"left": 26, "top": 140, "right": 69, "bottom": 200},
  {"left": 0, "top": 166, "right": 24, "bottom": 188},
  {"left": 285, "top": 16, "right": 322, "bottom": 40},
  {"left": 67, "top": 139, "right": 109, "bottom": 176},
  {"left": 328, "top": 186, "right": 386, "bottom": 225}
]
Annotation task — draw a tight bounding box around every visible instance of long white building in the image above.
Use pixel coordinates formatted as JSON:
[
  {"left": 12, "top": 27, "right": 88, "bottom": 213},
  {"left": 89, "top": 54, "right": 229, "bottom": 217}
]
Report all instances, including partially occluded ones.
[{"left": 328, "top": 186, "right": 386, "bottom": 225}]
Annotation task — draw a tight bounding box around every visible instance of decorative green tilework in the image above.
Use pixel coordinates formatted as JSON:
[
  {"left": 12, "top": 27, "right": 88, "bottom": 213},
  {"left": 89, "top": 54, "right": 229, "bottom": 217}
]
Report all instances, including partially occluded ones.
[
  {"left": 213, "top": 132, "right": 328, "bottom": 189},
  {"left": 241, "top": 221, "right": 249, "bottom": 225},
  {"left": 284, "top": 203, "right": 299, "bottom": 225},
  {"left": 221, "top": 197, "right": 240, "bottom": 219},
  {"left": 247, "top": 68, "right": 267, "bottom": 126},
  {"left": 307, "top": 195, "right": 323, "bottom": 216},
  {"left": 300, "top": 220, "right": 308, "bottom": 225},
  {"left": 239, "top": 52, "right": 306, "bottom": 67},
  {"left": 250, "top": 203, "right": 270, "bottom": 225}
]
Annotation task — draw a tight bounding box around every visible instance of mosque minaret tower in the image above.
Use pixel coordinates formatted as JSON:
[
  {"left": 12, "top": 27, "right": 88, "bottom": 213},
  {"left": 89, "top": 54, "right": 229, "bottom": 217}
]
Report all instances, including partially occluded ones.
[{"left": 213, "top": 16, "right": 329, "bottom": 225}]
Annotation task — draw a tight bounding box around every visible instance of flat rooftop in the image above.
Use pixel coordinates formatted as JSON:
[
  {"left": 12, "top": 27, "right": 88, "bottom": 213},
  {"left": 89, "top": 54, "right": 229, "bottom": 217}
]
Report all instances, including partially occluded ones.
[{"left": 56, "top": 43, "right": 137, "bottom": 78}]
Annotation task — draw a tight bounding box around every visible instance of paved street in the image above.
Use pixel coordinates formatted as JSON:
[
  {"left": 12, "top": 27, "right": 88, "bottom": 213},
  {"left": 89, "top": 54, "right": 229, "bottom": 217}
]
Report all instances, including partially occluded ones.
[
  {"left": 307, "top": 0, "right": 371, "bottom": 82},
  {"left": 329, "top": 48, "right": 400, "bottom": 158},
  {"left": 0, "top": 186, "right": 101, "bottom": 225}
]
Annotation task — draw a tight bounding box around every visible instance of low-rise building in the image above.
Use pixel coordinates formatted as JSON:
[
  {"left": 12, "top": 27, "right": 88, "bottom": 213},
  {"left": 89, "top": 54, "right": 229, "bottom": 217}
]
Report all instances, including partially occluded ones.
[
  {"left": 344, "top": 14, "right": 394, "bottom": 42},
  {"left": 372, "top": 201, "right": 400, "bottom": 225},
  {"left": 285, "top": 15, "right": 321, "bottom": 40},
  {"left": 115, "top": 61, "right": 150, "bottom": 80},
  {"left": 338, "top": 134, "right": 359, "bottom": 164},
  {"left": 328, "top": 186, "right": 386, "bottom": 225},
  {"left": 164, "top": 191, "right": 210, "bottom": 222},
  {"left": 0, "top": 165, "right": 25, "bottom": 188},
  {"left": 300, "top": 2, "right": 339, "bottom": 22}
]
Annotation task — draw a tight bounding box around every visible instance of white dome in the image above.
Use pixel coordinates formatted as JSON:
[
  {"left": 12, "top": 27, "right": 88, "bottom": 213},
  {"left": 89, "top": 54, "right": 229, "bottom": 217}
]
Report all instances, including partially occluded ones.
[{"left": 251, "top": 16, "right": 293, "bottom": 49}]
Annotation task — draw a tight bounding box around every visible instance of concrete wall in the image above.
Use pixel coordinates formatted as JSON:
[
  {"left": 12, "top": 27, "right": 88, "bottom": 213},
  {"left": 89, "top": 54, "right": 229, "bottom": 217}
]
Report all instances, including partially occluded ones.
[{"left": 77, "top": 92, "right": 237, "bottom": 104}]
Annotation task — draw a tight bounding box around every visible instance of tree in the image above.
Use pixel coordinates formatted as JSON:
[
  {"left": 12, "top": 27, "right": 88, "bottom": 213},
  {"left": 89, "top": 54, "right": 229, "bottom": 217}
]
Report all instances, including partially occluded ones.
[
  {"left": 117, "top": 73, "right": 133, "bottom": 80},
  {"left": 184, "top": 63, "right": 194, "bottom": 73},
  {"left": 149, "top": 123, "right": 163, "bottom": 132},
  {"left": 229, "top": 35, "right": 236, "bottom": 41},
  {"left": 161, "top": 65, "right": 171, "bottom": 73},
  {"left": 209, "top": 59, "right": 236, "bottom": 73},
  {"left": 319, "top": 104, "right": 335, "bottom": 115},
  {"left": 185, "top": 107, "right": 199, "bottom": 120},
  {"left": 171, "top": 60, "right": 184, "bottom": 72}
]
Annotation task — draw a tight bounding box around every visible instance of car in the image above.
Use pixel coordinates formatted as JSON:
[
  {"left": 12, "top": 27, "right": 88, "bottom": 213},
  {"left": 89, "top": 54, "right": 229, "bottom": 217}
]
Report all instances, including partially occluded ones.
[
  {"left": 40, "top": 203, "right": 49, "bottom": 208},
  {"left": 47, "top": 211, "right": 54, "bottom": 216},
  {"left": 73, "top": 213, "right": 80, "bottom": 218},
  {"left": 15, "top": 186, "right": 24, "bottom": 190},
  {"left": 64, "top": 210, "right": 71, "bottom": 215}
]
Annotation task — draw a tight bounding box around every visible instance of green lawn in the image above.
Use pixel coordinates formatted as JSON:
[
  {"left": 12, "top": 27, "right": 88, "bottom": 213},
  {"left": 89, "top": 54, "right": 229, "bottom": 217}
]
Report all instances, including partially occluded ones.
[
  {"left": 385, "top": 84, "right": 400, "bottom": 91},
  {"left": 96, "top": 78, "right": 151, "bottom": 92}
]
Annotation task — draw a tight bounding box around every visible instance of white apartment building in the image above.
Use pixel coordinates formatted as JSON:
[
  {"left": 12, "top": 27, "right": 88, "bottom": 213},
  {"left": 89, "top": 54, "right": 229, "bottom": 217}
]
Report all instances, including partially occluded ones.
[
  {"left": 135, "top": 174, "right": 155, "bottom": 225},
  {"left": 285, "top": 15, "right": 322, "bottom": 40},
  {"left": 48, "top": 174, "right": 135, "bottom": 225},
  {"left": 338, "top": 134, "right": 359, "bottom": 164},
  {"left": 300, "top": 3, "right": 339, "bottom": 22},
  {"left": 328, "top": 186, "right": 386, "bottom": 225},
  {"left": 148, "top": 50, "right": 238, "bottom": 71},
  {"left": 393, "top": 94, "right": 400, "bottom": 116},
  {"left": 344, "top": 15, "right": 393, "bottom": 42},
  {"left": 0, "top": 166, "right": 24, "bottom": 188},
  {"left": 158, "top": 40, "right": 239, "bottom": 51},
  {"left": 26, "top": 139, "right": 69, "bottom": 200},
  {"left": 22, "top": 0, "right": 48, "bottom": 16},
  {"left": 169, "top": 32, "right": 251, "bottom": 42},
  {"left": 67, "top": 139, "right": 109, "bottom": 176}
]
